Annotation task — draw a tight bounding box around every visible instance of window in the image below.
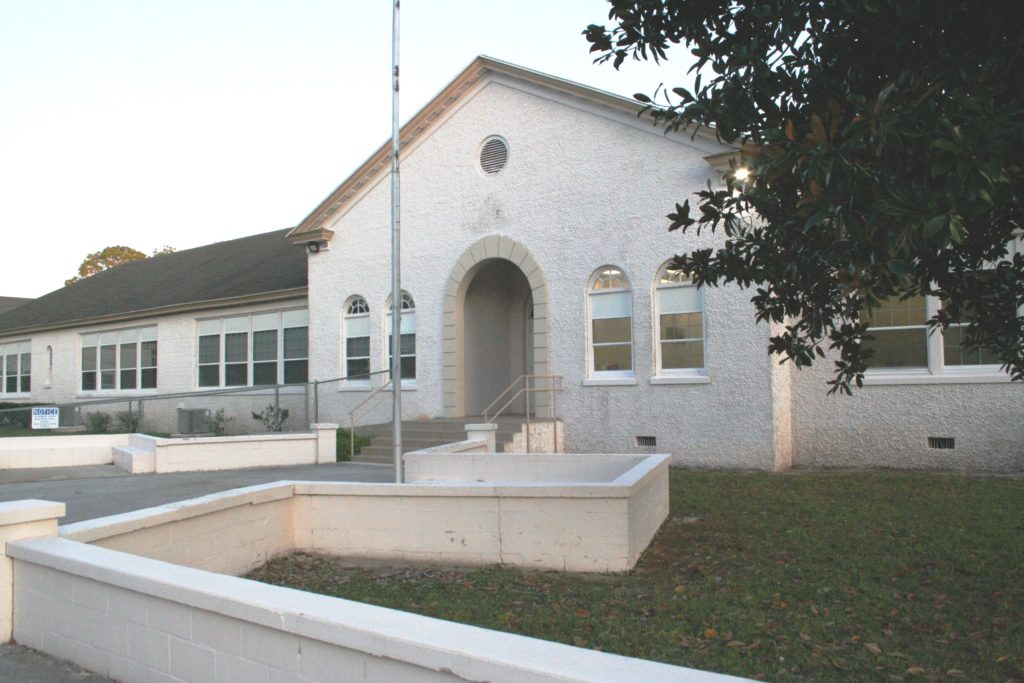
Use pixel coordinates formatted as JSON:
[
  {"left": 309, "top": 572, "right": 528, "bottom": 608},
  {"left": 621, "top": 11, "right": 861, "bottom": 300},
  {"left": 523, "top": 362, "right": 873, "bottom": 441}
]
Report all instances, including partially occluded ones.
[
  {"left": 343, "top": 297, "right": 371, "bottom": 382},
  {"left": 197, "top": 310, "right": 308, "bottom": 388},
  {"left": 655, "top": 263, "right": 705, "bottom": 374},
  {"left": 862, "top": 293, "right": 1007, "bottom": 377},
  {"left": 587, "top": 267, "right": 633, "bottom": 377},
  {"left": 0, "top": 341, "right": 30, "bottom": 395},
  {"left": 385, "top": 292, "right": 416, "bottom": 382},
  {"left": 81, "top": 327, "right": 156, "bottom": 392}
]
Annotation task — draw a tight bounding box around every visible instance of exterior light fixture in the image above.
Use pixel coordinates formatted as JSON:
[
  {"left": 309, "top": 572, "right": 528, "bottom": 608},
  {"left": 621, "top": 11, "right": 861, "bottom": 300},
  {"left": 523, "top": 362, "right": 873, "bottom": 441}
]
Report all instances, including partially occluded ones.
[
  {"left": 733, "top": 166, "right": 751, "bottom": 182},
  {"left": 307, "top": 241, "right": 326, "bottom": 254}
]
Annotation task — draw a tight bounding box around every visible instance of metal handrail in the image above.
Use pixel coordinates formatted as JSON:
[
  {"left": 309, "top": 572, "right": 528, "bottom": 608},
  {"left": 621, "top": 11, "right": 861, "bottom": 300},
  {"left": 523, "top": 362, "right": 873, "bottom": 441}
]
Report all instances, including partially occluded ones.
[
  {"left": 482, "top": 374, "right": 563, "bottom": 453},
  {"left": 349, "top": 375, "right": 394, "bottom": 460}
]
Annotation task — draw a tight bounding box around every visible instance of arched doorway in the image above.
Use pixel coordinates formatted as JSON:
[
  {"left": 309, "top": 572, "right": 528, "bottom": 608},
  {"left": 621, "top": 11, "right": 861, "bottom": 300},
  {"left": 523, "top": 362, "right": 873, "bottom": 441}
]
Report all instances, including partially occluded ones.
[
  {"left": 442, "top": 236, "right": 550, "bottom": 418},
  {"left": 463, "top": 259, "right": 532, "bottom": 415}
]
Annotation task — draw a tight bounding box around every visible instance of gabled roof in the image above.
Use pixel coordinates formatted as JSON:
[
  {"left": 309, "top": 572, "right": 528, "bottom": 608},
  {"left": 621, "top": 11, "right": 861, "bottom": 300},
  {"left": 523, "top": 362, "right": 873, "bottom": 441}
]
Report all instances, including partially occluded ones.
[
  {"left": 0, "top": 297, "right": 30, "bottom": 316},
  {"left": 288, "top": 55, "right": 732, "bottom": 245},
  {"left": 0, "top": 229, "right": 307, "bottom": 336}
]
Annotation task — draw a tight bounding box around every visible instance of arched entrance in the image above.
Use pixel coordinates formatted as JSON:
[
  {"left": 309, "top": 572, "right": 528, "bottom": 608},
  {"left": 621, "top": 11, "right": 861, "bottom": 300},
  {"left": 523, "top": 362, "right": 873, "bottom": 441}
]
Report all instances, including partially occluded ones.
[{"left": 442, "top": 236, "right": 550, "bottom": 418}]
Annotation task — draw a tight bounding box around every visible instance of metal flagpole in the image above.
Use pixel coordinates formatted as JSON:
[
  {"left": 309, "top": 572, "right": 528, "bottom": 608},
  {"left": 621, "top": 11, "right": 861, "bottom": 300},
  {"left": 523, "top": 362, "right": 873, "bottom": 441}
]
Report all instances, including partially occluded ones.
[{"left": 390, "top": 0, "right": 403, "bottom": 483}]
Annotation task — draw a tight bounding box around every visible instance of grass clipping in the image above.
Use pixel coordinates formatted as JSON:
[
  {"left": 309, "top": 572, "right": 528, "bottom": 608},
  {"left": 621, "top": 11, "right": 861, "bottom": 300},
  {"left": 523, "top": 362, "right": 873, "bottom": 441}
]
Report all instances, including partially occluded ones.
[{"left": 247, "top": 469, "right": 1024, "bottom": 682}]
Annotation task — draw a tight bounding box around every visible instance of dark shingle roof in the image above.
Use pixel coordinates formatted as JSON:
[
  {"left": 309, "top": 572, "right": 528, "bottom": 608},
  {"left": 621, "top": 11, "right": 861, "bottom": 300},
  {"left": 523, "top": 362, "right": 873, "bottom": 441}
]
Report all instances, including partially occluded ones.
[
  {"left": 0, "top": 229, "right": 306, "bottom": 335},
  {"left": 0, "top": 297, "right": 30, "bottom": 316}
]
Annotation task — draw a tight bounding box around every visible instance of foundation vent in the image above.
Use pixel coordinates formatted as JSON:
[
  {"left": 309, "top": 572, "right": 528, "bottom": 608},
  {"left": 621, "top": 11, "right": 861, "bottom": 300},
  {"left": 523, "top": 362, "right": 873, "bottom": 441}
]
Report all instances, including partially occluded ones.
[
  {"left": 928, "top": 436, "right": 955, "bottom": 450},
  {"left": 635, "top": 435, "right": 656, "bottom": 447},
  {"left": 479, "top": 136, "right": 509, "bottom": 174}
]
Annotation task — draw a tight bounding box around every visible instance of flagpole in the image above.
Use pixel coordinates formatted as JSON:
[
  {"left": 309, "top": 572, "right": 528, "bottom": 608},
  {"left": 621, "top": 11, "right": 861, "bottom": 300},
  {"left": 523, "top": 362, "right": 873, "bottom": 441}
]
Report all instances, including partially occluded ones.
[{"left": 389, "top": 0, "right": 403, "bottom": 483}]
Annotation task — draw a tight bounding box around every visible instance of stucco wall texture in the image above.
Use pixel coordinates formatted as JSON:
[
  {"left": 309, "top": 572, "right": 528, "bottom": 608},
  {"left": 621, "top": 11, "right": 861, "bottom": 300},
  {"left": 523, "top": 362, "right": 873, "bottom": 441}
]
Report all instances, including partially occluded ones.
[{"left": 309, "top": 78, "right": 782, "bottom": 469}]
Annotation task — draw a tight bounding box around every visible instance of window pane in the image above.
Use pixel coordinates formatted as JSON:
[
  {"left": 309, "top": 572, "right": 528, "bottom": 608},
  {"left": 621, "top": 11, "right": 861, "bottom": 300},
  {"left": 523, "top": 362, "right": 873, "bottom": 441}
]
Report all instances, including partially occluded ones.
[
  {"left": 346, "top": 337, "right": 369, "bottom": 358},
  {"left": 140, "top": 341, "right": 157, "bottom": 368},
  {"left": 5, "top": 377, "right": 15, "bottom": 393},
  {"left": 19, "top": 375, "right": 30, "bottom": 393},
  {"left": 100, "top": 345, "right": 116, "bottom": 370},
  {"left": 593, "top": 343, "right": 632, "bottom": 372},
  {"left": 590, "top": 290, "right": 631, "bottom": 319},
  {"left": 863, "top": 295, "right": 927, "bottom": 327},
  {"left": 224, "top": 363, "right": 248, "bottom": 386},
  {"left": 100, "top": 370, "right": 116, "bottom": 390},
  {"left": 283, "top": 309, "right": 309, "bottom": 328},
  {"left": 198, "top": 365, "right": 219, "bottom": 387},
  {"left": 662, "top": 340, "right": 704, "bottom": 369},
  {"left": 140, "top": 368, "right": 157, "bottom": 389},
  {"left": 82, "top": 347, "right": 97, "bottom": 372},
  {"left": 864, "top": 328, "right": 928, "bottom": 368},
  {"left": 198, "top": 335, "right": 220, "bottom": 364},
  {"left": 400, "top": 356, "right": 415, "bottom": 380},
  {"left": 120, "top": 369, "right": 137, "bottom": 390},
  {"left": 225, "top": 332, "right": 248, "bottom": 363},
  {"left": 283, "top": 327, "right": 308, "bottom": 359},
  {"left": 82, "top": 371, "right": 97, "bottom": 391},
  {"left": 253, "top": 330, "right": 277, "bottom": 362},
  {"left": 284, "top": 359, "right": 308, "bottom": 383},
  {"left": 943, "top": 325, "right": 1001, "bottom": 366},
  {"left": 659, "top": 285, "right": 702, "bottom": 315},
  {"left": 120, "top": 344, "right": 137, "bottom": 372},
  {"left": 660, "top": 312, "right": 703, "bottom": 341},
  {"left": 347, "top": 358, "right": 370, "bottom": 379},
  {"left": 19, "top": 352, "right": 30, "bottom": 373},
  {"left": 5, "top": 355, "right": 16, "bottom": 375},
  {"left": 400, "top": 333, "right": 415, "bottom": 355},
  {"left": 253, "top": 362, "right": 277, "bottom": 386},
  {"left": 346, "top": 315, "right": 370, "bottom": 336},
  {"left": 592, "top": 317, "right": 631, "bottom": 344}
]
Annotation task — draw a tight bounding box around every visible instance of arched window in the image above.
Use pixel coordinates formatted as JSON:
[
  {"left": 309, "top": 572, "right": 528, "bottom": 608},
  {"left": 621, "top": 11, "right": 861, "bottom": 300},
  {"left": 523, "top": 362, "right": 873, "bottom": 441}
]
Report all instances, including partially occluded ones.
[
  {"left": 343, "top": 297, "right": 371, "bottom": 382},
  {"left": 587, "top": 267, "right": 633, "bottom": 377},
  {"left": 385, "top": 291, "right": 416, "bottom": 382},
  {"left": 655, "top": 263, "right": 705, "bottom": 374}
]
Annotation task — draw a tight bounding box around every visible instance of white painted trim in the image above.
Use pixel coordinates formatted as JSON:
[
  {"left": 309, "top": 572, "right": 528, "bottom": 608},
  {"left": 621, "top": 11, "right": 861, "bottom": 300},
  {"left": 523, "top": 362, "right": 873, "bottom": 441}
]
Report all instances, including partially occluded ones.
[
  {"left": 583, "top": 377, "right": 638, "bottom": 387},
  {"left": 649, "top": 375, "right": 711, "bottom": 385},
  {"left": 862, "top": 371, "right": 1012, "bottom": 385}
]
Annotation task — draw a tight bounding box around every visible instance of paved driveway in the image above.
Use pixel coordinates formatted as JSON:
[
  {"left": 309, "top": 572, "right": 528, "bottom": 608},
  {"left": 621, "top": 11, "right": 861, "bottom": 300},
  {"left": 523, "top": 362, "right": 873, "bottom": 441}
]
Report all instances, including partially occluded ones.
[
  {"left": 0, "top": 462, "right": 396, "bottom": 681},
  {"left": 0, "top": 462, "right": 394, "bottom": 524}
]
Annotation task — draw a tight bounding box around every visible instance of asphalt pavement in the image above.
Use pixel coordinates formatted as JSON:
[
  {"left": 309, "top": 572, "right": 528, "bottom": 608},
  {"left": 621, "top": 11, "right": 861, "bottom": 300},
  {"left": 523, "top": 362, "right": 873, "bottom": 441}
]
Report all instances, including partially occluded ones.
[{"left": 0, "top": 461, "right": 396, "bottom": 680}]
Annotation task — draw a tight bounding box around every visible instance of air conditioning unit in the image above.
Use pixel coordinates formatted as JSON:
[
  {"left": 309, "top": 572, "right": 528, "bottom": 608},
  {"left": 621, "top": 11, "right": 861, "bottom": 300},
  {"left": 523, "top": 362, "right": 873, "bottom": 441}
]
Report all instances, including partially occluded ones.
[{"left": 177, "top": 408, "right": 211, "bottom": 435}]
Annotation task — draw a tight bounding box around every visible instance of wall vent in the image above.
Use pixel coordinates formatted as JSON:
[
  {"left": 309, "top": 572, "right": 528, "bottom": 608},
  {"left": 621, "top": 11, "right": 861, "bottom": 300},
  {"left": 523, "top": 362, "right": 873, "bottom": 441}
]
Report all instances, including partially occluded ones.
[
  {"left": 928, "top": 436, "right": 955, "bottom": 450},
  {"left": 635, "top": 436, "right": 656, "bottom": 447},
  {"left": 479, "top": 136, "right": 509, "bottom": 174}
]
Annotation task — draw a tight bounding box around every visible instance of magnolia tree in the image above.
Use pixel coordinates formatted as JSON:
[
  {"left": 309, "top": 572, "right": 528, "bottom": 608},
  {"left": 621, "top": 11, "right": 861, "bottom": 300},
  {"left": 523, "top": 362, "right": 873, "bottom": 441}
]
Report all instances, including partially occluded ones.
[{"left": 585, "top": 0, "right": 1023, "bottom": 392}]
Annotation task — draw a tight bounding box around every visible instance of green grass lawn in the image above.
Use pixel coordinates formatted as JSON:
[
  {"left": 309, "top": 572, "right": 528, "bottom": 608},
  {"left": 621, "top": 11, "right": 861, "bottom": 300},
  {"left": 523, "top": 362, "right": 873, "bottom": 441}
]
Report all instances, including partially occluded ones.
[{"left": 247, "top": 469, "right": 1024, "bottom": 682}]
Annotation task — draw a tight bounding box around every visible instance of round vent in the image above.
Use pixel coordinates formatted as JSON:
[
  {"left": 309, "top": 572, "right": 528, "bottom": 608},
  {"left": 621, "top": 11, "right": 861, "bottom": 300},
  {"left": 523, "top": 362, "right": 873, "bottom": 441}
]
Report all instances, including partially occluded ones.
[{"left": 479, "top": 136, "right": 509, "bottom": 175}]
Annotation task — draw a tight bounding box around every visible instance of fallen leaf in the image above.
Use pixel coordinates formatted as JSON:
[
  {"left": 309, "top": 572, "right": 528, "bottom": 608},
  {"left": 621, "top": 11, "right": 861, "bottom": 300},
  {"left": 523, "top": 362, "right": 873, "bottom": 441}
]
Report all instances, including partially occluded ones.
[
  {"left": 574, "top": 608, "right": 590, "bottom": 618},
  {"left": 865, "top": 642, "right": 882, "bottom": 655},
  {"left": 799, "top": 632, "right": 812, "bottom": 642},
  {"left": 703, "top": 628, "right": 719, "bottom": 640},
  {"left": 674, "top": 584, "right": 687, "bottom": 594},
  {"left": 903, "top": 666, "right": 926, "bottom": 677},
  {"left": 945, "top": 670, "right": 965, "bottom": 678},
  {"left": 726, "top": 640, "right": 745, "bottom": 648},
  {"left": 572, "top": 636, "right": 588, "bottom": 647}
]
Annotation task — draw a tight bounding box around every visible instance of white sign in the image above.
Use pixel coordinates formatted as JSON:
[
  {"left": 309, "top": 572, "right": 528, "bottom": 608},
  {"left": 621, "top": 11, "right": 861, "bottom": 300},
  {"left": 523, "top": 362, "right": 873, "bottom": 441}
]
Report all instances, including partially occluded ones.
[{"left": 31, "top": 407, "right": 60, "bottom": 430}]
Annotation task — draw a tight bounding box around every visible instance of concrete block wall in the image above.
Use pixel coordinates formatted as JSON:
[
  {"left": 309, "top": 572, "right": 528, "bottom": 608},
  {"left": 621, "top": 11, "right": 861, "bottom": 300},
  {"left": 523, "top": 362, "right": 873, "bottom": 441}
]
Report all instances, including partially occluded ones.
[
  {"left": 0, "top": 434, "right": 127, "bottom": 470},
  {"left": 61, "top": 484, "right": 295, "bottom": 576},
  {"left": 8, "top": 535, "right": 749, "bottom": 683},
  {"left": 147, "top": 432, "right": 320, "bottom": 474},
  {"left": 404, "top": 452, "right": 642, "bottom": 483}
]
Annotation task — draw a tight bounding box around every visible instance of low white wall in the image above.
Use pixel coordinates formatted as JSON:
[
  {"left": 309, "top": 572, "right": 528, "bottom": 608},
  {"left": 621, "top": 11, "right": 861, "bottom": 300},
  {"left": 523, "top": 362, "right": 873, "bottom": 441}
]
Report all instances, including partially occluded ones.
[
  {"left": 9, "top": 537, "right": 749, "bottom": 683},
  {"left": 0, "top": 434, "right": 128, "bottom": 470},
  {"left": 405, "top": 452, "right": 644, "bottom": 483},
  {"left": 61, "top": 483, "right": 294, "bottom": 576},
  {"left": 149, "top": 433, "right": 319, "bottom": 473}
]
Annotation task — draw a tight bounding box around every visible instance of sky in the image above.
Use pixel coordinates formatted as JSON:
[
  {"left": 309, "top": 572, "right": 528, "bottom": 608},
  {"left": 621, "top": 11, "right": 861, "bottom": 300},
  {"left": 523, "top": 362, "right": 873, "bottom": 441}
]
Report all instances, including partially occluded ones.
[{"left": 0, "top": 0, "right": 693, "bottom": 298}]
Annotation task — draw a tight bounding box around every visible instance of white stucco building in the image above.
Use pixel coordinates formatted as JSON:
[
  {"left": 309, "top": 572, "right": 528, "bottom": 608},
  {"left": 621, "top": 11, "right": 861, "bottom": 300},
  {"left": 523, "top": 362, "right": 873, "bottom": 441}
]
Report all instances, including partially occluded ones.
[{"left": 1, "top": 57, "right": 1021, "bottom": 471}]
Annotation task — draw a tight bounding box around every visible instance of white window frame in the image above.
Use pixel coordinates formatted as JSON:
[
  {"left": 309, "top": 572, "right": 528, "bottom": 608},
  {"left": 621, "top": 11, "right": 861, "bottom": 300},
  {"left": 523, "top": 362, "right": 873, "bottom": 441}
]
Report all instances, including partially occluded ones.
[
  {"left": 864, "top": 235, "right": 1021, "bottom": 385},
  {"left": 79, "top": 327, "right": 157, "bottom": 396},
  {"left": 342, "top": 296, "right": 371, "bottom": 387},
  {"left": 652, "top": 262, "right": 707, "bottom": 383},
  {"left": 383, "top": 291, "right": 416, "bottom": 388},
  {"left": 195, "top": 309, "right": 308, "bottom": 389},
  {"left": 585, "top": 266, "right": 635, "bottom": 384},
  {"left": 0, "top": 340, "right": 31, "bottom": 397}
]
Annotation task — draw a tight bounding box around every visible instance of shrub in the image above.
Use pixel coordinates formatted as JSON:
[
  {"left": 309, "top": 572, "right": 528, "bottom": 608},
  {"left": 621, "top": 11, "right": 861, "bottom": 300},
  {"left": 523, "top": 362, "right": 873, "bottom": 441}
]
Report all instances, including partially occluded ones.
[
  {"left": 115, "top": 411, "right": 140, "bottom": 433},
  {"left": 252, "top": 406, "right": 289, "bottom": 432},
  {"left": 336, "top": 428, "right": 371, "bottom": 462},
  {"left": 210, "top": 409, "right": 234, "bottom": 436},
  {"left": 85, "top": 411, "right": 112, "bottom": 434}
]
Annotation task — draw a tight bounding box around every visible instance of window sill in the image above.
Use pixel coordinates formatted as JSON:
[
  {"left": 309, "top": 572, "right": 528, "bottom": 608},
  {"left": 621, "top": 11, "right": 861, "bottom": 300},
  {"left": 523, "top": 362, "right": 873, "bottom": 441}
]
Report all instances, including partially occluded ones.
[
  {"left": 862, "top": 371, "right": 1012, "bottom": 386},
  {"left": 649, "top": 375, "right": 711, "bottom": 385},
  {"left": 191, "top": 385, "right": 306, "bottom": 394},
  {"left": 337, "top": 383, "right": 372, "bottom": 392},
  {"left": 583, "top": 377, "right": 638, "bottom": 387},
  {"left": 0, "top": 393, "right": 31, "bottom": 400},
  {"left": 76, "top": 390, "right": 159, "bottom": 399}
]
